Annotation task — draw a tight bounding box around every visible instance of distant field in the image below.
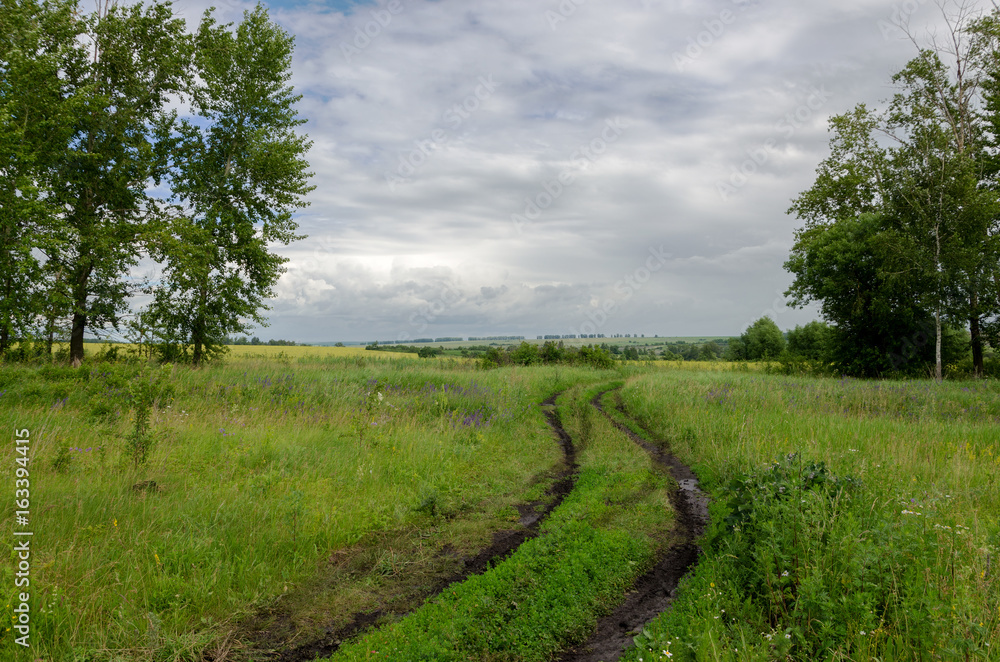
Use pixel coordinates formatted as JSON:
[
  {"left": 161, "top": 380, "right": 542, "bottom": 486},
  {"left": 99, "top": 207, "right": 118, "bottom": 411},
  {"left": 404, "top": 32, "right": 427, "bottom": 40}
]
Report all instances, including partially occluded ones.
[
  {"left": 70, "top": 343, "right": 420, "bottom": 359},
  {"left": 225, "top": 344, "right": 409, "bottom": 359},
  {"left": 362, "top": 336, "right": 733, "bottom": 350}
]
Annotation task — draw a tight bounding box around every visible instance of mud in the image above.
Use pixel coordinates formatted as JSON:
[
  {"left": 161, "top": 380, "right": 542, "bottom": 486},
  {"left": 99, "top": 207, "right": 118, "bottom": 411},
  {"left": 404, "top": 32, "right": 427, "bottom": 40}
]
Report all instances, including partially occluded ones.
[
  {"left": 233, "top": 392, "right": 578, "bottom": 662},
  {"left": 555, "top": 391, "right": 709, "bottom": 662}
]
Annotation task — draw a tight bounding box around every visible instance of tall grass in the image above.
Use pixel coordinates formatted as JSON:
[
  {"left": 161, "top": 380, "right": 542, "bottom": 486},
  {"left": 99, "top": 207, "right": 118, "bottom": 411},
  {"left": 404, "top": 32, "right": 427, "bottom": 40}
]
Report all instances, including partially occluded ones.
[
  {"left": 326, "top": 382, "right": 677, "bottom": 661},
  {"left": 0, "top": 357, "right": 608, "bottom": 660},
  {"left": 619, "top": 372, "right": 1000, "bottom": 661}
]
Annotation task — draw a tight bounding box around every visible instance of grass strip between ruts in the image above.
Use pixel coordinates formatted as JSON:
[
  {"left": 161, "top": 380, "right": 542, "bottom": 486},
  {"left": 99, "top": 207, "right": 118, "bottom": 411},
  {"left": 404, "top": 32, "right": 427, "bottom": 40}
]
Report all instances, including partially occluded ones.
[{"left": 326, "top": 383, "right": 676, "bottom": 661}]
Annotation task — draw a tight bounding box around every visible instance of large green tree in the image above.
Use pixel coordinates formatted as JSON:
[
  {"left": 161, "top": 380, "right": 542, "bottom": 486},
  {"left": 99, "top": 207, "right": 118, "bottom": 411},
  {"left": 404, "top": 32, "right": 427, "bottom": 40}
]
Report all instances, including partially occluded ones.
[
  {"left": 144, "top": 5, "right": 313, "bottom": 365},
  {"left": 47, "top": 0, "right": 192, "bottom": 365},
  {"left": 785, "top": 213, "right": 943, "bottom": 376},
  {"left": 788, "top": 7, "right": 1000, "bottom": 378},
  {"left": 728, "top": 316, "right": 786, "bottom": 361},
  {"left": 0, "top": 0, "right": 76, "bottom": 356},
  {"left": 2, "top": 0, "right": 311, "bottom": 366}
]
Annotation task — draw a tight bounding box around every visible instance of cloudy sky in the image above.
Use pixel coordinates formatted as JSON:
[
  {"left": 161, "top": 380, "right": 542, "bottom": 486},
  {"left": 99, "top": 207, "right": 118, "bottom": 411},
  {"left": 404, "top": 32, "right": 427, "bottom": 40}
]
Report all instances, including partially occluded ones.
[{"left": 166, "top": 0, "right": 983, "bottom": 343}]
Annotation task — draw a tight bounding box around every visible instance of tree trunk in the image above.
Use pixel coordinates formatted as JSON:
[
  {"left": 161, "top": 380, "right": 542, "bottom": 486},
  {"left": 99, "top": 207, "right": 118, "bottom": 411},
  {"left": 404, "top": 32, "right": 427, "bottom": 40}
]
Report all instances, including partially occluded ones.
[
  {"left": 934, "top": 221, "right": 942, "bottom": 382},
  {"left": 935, "top": 308, "right": 942, "bottom": 382},
  {"left": 70, "top": 311, "right": 86, "bottom": 367},
  {"left": 69, "top": 261, "right": 93, "bottom": 366},
  {"left": 970, "top": 315, "right": 984, "bottom": 378},
  {"left": 192, "top": 284, "right": 208, "bottom": 366}
]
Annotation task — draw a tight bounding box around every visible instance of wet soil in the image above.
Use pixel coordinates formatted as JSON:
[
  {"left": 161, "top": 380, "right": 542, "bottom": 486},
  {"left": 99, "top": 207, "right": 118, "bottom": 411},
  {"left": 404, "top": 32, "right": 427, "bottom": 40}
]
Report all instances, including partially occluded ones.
[
  {"left": 228, "top": 392, "right": 578, "bottom": 662},
  {"left": 225, "top": 389, "right": 708, "bottom": 662},
  {"left": 555, "top": 391, "right": 709, "bottom": 662}
]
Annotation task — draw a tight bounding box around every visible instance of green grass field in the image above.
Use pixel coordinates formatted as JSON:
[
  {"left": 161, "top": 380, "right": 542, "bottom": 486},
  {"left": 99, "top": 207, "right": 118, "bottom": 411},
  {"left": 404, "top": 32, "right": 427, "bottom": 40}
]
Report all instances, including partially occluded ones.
[{"left": 1, "top": 354, "right": 997, "bottom": 661}]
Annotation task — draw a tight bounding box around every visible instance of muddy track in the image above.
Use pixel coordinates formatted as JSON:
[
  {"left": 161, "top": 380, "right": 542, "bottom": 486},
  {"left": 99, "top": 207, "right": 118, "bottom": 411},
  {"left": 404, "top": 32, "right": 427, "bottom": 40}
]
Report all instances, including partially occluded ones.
[
  {"left": 556, "top": 390, "right": 710, "bottom": 662},
  {"left": 239, "top": 392, "right": 578, "bottom": 662}
]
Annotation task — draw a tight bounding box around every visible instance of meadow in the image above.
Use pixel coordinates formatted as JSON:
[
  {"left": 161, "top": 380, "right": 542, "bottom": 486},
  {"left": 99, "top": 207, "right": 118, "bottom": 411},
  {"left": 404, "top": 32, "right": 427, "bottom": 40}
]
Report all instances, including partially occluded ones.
[{"left": 1, "top": 352, "right": 997, "bottom": 661}]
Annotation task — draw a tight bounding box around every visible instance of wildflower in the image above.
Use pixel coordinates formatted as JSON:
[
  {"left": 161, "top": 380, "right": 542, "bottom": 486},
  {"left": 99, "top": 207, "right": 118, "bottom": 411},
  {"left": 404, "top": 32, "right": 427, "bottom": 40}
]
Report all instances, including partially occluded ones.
[
  {"left": 860, "top": 630, "right": 866, "bottom": 635},
  {"left": 785, "top": 633, "right": 791, "bottom": 639},
  {"left": 782, "top": 570, "right": 789, "bottom": 577}
]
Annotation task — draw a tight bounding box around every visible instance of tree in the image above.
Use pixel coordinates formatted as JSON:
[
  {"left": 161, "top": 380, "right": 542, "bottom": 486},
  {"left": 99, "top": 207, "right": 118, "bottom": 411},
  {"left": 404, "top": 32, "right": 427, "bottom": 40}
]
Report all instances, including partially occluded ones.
[
  {"left": 785, "top": 213, "right": 942, "bottom": 376},
  {"left": 741, "top": 316, "right": 786, "bottom": 360},
  {"left": 143, "top": 5, "right": 313, "bottom": 365},
  {"left": 883, "top": 21, "right": 998, "bottom": 379},
  {"left": 786, "top": 321, "right": 832, "bottom": 362},
  {"left": 37, "top": 0, "right": 193, "bottom": 366},
  {"left": 0, "top": 0, "right": 76, "bottom": 355},
  {"left": 698, "top": 341, "right": 720, "bottom": 361},
  {"left": 787, "top": 3, "right": 1000, "bottom": 378}
]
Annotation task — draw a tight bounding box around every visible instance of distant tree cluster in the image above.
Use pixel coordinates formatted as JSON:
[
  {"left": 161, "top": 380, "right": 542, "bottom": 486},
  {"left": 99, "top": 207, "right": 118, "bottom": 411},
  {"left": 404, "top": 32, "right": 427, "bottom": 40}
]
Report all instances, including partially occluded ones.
[
  {"left": 480, "top": 341, "right": 615, "bottom": 369},
  {"left": 786, "top": 6, "right": 1000, "bottom": 378},
  {"left": 228, "top": 337, "right": 306, "bottom": 347},
  {"left": 365, "top": 343, "right": 444, "bottom": 357},
  {"left": 0, "top": 0, "right": 313, "bottom": 366}
]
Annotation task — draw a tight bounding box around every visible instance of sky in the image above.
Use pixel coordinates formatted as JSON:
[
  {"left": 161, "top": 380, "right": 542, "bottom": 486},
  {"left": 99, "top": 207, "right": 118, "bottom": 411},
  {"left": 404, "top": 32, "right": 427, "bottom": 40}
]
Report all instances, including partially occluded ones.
[{"left": 162, "top": 0, "right": 986, "bottom": 344}]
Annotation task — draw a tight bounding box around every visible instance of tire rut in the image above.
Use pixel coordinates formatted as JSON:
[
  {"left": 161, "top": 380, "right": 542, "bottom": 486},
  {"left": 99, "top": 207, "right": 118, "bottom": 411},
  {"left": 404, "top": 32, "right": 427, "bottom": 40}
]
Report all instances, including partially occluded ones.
[
  {"left": 556, "top": 390, "right": 709, "bottom": 662},
  {"left": 240, "top": 391, "right": 578, "bottom": 662}
]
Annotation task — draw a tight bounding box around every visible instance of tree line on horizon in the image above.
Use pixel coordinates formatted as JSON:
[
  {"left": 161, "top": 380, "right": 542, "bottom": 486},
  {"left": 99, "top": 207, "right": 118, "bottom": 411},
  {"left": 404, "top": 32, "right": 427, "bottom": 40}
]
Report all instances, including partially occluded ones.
[{"left": 0, "top": 0, "right": 313, "bottom": 366}]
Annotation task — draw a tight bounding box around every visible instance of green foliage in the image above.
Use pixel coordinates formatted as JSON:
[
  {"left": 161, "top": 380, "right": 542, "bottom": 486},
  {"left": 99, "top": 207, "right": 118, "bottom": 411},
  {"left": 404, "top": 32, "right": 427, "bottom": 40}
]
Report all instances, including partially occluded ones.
[
  {"left": 730, "top": 316, "right": 785, "bottom": 361},
  {"left": 331, "top": 386, "right": 672, "bottom": 662},
  {"left": 785, "top": 214, "right": 955, "bottom": 376},
  {"left": 1, "top": 0, "right": 311, "bottom": 366},
  {"left": 144, "top": 4, "right": 313, "bottom": 366},
  {"left": 630, "top": 453, "right": 996, "bottom": 661},
  {"left": 478, "top": 342, "right": 614, "bottom": 369},
  {"left": 785, "top": 321, "right": 831, "bottom": 362},
  {"left": 786, "top": 19, "right": 1000, "bottom": 377},
  {"left": 51, "top": 445, "right": 73, "bottom": 474},
  {"left": 0, "top": 0, "right": 78, "bottom": 357},
  {"left": 125, "top": 366, "right": 171, "bottom": 468},
  {"left": 352, "top": 379, "right": 386, "bottom": 448},
  {"left": 620, "top": 370, "right": 1000, "bottom": 662}
]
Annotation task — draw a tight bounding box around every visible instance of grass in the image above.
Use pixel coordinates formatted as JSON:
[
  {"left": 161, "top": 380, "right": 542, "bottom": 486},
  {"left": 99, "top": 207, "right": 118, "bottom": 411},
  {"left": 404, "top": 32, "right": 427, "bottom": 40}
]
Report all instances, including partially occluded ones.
[
  {"left": 0, "top": 355, "right": 609, "bottom": 660},
  {"left": 3, "top": 355, "right": 998, "bottom": 661},
  {"left": 324, "top": 382, "right": 677, "bottom": 661},
  {"left": 617, "top": 371, "right": 1000, "bottom": 661}
]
